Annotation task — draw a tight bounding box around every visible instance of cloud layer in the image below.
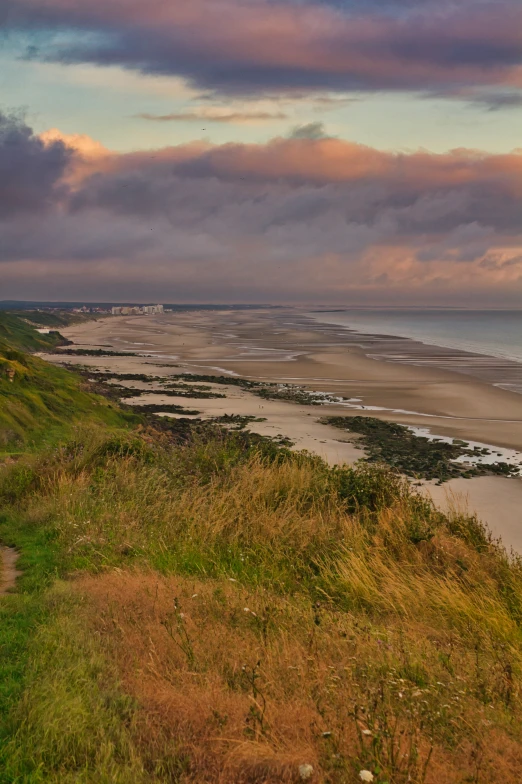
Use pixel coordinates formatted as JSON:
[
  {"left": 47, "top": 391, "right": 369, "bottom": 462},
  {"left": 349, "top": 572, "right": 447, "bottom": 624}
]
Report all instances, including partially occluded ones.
[
  {"left": 5, "top": 0, "right": 522, "bottom": 100},
  {"left": 1, "top": 111, "right": 521, "bottom": 303}
]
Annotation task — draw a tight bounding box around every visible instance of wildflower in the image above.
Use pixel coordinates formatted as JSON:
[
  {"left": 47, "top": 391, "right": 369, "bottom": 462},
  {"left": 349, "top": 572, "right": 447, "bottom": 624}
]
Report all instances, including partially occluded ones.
[
  {"left": 298, "top": 763, "right": 314, "bottom": 780},
  {"left": 359, "top": 771, "right": 374, "bottom": 782}
]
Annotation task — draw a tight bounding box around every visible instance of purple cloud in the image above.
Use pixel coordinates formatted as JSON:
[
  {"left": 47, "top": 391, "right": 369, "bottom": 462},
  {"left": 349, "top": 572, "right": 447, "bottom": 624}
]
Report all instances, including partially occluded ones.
[
  {"left": 0, "top": 111, "right": 71, "bottom": 217},
  {"left": 1, "top": 112, "right": 521, "bottom": 303},
  {"left": 4, "top": 0, "right": 522, "bottom": 99}
]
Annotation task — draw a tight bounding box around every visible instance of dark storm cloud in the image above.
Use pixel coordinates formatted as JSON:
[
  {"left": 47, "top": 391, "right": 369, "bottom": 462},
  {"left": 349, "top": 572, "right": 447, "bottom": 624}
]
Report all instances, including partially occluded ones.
[
  {"left": 0, "top": 111, "right": 71, "bottom": 217},
  {"left": 3, "top": 0, "right": 522, "bottom": 98}
]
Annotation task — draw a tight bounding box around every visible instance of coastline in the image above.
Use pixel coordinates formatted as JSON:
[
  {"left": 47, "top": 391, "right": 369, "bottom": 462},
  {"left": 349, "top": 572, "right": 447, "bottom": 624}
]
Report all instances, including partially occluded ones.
[
  {"left": 45, "top": 307, "right": 522, "bottom": 550},
  {"left": 306, "top": 309, "right": 522, "bottom": 395}
]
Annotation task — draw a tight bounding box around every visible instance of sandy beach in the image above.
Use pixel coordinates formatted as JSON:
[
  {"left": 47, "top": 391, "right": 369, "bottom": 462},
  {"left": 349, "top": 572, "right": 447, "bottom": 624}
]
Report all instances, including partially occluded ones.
[{"left": 44, "top": 308, "right": 522, "bottom": 550}]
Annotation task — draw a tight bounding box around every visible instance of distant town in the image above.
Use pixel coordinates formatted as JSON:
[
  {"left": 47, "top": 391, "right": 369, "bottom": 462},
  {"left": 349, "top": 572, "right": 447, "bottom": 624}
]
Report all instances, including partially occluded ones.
[{"left": 110, "top": 304, "right": 165, "bottom": 316}]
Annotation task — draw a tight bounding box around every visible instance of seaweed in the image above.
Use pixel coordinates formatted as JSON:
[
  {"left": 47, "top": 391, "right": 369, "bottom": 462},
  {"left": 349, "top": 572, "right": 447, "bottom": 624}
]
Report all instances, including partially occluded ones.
[
  {"left": 322, "top": 416, "right": 516, "bottom": 483},
  {"left": 126, "top": 403, "right": 201, "bottom": 416}
]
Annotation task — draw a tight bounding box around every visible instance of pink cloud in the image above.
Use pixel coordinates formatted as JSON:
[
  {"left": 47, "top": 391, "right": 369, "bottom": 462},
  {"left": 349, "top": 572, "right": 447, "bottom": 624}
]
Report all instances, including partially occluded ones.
[
  {"left": 6, "top": 0, "right": 522, "bottom": 97},
  {"left": 1, "top": 111, "right": 521, "bottom": 303}
]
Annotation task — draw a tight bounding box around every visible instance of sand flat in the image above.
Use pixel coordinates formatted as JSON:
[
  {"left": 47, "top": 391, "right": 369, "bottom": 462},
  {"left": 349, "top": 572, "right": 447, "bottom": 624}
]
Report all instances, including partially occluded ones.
[
  {"left": 426, "top": 477, "right": 522, "bottom": 553},
  {"left": 53, "top": 309, "right": 522, "bottom": 448},
  {"left": 46, "top": 309, "right": 522, "bottom": 550}
]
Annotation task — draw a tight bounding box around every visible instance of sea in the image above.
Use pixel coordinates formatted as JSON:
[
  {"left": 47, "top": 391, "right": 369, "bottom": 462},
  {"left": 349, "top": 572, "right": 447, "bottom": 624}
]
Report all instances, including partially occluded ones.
[{"left": 308, "top": 309, "right": 522, "bottom": 394}]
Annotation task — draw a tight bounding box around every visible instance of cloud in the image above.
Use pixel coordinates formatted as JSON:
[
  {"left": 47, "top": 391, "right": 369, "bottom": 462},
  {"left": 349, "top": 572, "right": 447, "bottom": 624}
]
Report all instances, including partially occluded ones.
[
  {"left": 5, "top": 0, "right": 522, "bottom": 99},
  {"left": 440, "top": 87, "right": 522, "bottom": 111},
  {"left": 135, "top": 110, "right": 288, "bottom": 123},
  {"left": 470, "top": 91, "right": 522, "bottom": 111},
  {"left": 1, "top": 110, "right": 521, "bottom": 303},
  {"left": 0, "top": 111, "right": 72, "bottom": 217},
  {"left": 289, "top": 122, "right": 328, "bottom": 140},
  {"left": 39, "top": 128, "right": 109, "bottom": 158}
]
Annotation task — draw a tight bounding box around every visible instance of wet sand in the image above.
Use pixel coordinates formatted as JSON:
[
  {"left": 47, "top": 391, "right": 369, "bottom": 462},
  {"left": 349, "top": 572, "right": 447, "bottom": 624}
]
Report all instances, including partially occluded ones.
[{"left": 44, "top": 308, "right": 522, "bottom": 550}]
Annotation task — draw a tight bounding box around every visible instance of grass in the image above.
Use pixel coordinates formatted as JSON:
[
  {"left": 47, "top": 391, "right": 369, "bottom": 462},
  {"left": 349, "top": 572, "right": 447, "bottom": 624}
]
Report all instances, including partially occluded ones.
[
  {"left": 2, "top": 421, "right": 522, "bottom": 782},
  {"left": 0, "top": 313, "right": 66, "bottom": 354},
  {"left": 7, "top": 310, "right": 96, "bottom": 331},
  {"left": 0, "top": 333, "right": 138, "bottom": 453},
  {"left": 1, "top": 324, "right": 522, "bottom": 782}
]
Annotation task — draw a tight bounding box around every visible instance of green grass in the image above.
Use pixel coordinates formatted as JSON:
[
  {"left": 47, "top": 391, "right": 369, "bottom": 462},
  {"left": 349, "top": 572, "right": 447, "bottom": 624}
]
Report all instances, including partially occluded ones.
[
  {"left": 0, "top": 517, "right": 63, "bottom": 770},
  {"left": 0, "top": 314, "right": 139, "bottom": 453},
  {"left": 0, "top": 583, "right": 148, "bottom": 784},
  {"left": 0, "top": 313, "right": 66, "bottom": 354},
  {"left": 0, "top": 353, "right": 137, "bottom": 452}
]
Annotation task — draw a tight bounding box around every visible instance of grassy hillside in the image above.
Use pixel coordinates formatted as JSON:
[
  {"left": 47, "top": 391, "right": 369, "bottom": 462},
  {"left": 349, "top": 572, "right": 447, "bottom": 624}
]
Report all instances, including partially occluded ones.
[
  {"left": 0, "top": 312, "right": 67, "bottom": 353},
  {"left": 0, "top": 312, "right": 134, "bottom": 451}
]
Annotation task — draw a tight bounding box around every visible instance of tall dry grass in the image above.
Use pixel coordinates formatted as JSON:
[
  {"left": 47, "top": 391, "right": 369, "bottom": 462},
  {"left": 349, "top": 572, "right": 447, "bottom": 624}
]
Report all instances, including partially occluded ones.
[{"left": 2, "top": 426, "right": 522, "bottom": 781}]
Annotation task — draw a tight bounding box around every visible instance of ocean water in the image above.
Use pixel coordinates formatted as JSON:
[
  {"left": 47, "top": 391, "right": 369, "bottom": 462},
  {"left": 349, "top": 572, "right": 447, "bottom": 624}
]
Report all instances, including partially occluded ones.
[{"left": 310, "top": 309, "right": 522, "bottom": 365}]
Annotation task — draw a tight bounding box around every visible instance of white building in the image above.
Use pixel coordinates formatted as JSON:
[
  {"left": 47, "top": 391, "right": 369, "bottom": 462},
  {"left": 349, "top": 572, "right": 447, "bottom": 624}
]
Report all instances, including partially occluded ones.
[{"left": 111, "top": 304, "right": 164, "bottom": 315}]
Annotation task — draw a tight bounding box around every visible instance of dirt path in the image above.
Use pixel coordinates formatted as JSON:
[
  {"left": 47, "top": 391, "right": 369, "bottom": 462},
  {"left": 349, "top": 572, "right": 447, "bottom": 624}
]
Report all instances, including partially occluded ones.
[{"left": 0, "top": 546, "right": 21, "bottom": 595}]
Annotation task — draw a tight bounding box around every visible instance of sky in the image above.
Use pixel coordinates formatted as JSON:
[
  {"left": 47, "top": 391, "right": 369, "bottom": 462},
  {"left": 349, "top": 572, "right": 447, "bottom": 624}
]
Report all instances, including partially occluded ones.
[{"left": 1, "top": 0, "right": 521, "bottom": 305}]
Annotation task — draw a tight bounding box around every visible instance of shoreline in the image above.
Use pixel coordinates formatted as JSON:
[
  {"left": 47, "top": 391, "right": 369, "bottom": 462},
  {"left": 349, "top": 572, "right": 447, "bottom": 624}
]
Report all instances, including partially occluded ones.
[
  {"left": 306, "top": 310, "right": 522, "bottom": 395},
  {"left": 44, "top": 308, "right": 522, "bottom": 550},
  {"left": 47, "top": 309, "right": 522, "bottom": 447}
]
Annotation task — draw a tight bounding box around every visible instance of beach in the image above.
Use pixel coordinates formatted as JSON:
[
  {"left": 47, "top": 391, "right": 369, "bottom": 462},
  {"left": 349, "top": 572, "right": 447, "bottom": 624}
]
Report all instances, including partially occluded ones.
[{"left": 44, "top": 307, "right": 522, "bottom": 550}]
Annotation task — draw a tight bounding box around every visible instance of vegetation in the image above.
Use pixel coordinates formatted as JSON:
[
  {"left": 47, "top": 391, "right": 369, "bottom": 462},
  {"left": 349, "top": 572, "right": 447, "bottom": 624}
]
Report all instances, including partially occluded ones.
[
  {"left": 2, "top": 420, "right": 522, "bottom": 781},
  {"left": 0, "top": 349, "right": 136, "bottom": 453},
  {"left": 7, "top": 310, "right": 96, "bottom": 330},
  {"left": 1, "top": 319, "right": 522, "bottom": 782},
  {"left": 323, "top": 416, "right": 515, "bottom": 483},
  {"left": 0, "top": 312, "right": 69, "bottom": 354}
]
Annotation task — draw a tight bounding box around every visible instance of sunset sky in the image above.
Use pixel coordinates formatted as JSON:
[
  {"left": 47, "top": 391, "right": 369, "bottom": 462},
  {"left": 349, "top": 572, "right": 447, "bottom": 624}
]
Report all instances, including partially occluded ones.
[{"left": 1, "top": 0, "right": 521, "bottom": 305}]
